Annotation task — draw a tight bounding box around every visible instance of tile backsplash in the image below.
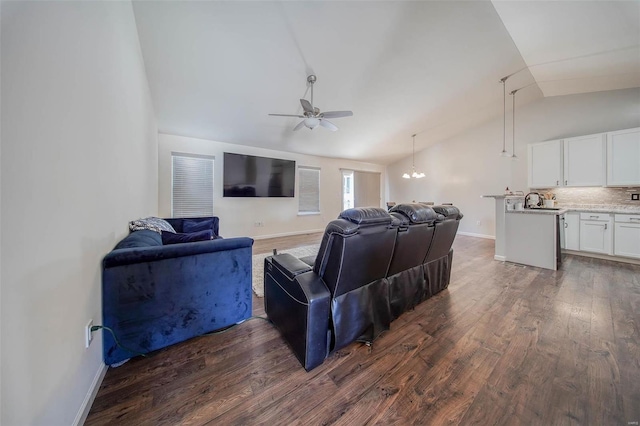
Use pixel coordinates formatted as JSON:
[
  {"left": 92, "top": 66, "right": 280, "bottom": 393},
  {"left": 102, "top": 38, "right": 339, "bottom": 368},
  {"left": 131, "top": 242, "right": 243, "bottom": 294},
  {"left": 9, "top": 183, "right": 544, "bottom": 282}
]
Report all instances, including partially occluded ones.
[{"left": 534, "top": 187, "right": 640, "bottom": 206}]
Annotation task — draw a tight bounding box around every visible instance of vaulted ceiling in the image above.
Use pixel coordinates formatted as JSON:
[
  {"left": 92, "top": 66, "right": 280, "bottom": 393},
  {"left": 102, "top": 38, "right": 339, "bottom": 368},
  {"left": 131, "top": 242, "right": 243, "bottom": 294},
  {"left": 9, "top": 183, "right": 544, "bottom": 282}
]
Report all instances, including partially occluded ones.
[{"left": 132, "top": 1, "right": 640, "bottom": 164}]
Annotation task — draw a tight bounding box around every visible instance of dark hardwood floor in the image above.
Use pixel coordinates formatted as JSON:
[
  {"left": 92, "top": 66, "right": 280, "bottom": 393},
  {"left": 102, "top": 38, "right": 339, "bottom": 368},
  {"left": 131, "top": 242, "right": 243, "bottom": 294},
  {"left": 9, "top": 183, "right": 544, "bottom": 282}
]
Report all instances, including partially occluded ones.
[{"left": 86, "top": 235, "right": 640, "bottom": 425}]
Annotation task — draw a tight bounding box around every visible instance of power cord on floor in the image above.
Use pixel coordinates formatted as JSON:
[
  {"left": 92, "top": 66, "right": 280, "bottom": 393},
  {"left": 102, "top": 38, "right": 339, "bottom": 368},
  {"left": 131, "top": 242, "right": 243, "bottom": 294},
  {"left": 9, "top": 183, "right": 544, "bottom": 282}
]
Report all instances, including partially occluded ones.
[
  {"left": 91, "top": 325, "right": 148, "bottom": 358},
  {"left": 92, "top": 316, "right": 271, "bottom": 359}
]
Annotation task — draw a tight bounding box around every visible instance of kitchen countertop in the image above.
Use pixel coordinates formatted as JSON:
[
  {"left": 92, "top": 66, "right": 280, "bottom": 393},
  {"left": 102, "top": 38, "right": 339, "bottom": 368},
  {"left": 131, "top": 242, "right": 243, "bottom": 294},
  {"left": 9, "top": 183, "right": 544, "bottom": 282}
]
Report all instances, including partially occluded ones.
[
  {"left": 483, "top": 195, "right": 640, "bottom": 214},
  {"left": 558, "top": 204, "right": 640, "bottom": 214},
  {"left": 482, "top": 194, "right": 524, "bottom": 198},
  {"left": 506, "top": 208, "right": 568, "bottom": 215}
]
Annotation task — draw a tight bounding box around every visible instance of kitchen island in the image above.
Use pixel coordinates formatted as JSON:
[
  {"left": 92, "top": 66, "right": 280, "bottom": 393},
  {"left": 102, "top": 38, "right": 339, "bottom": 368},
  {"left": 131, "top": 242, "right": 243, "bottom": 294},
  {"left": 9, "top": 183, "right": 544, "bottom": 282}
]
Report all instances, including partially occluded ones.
[{"left": 505, "top": 208, "right": 567, "bottom": 270}]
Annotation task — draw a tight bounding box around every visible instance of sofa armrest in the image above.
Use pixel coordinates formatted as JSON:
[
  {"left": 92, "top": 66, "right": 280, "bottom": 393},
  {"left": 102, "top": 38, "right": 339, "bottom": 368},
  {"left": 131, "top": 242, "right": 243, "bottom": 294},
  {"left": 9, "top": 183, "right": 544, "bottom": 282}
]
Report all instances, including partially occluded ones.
[
  {"left": 272, "top": 253, "right": 312, "bottom": 280},
  {"left": 103, "top": 237, "right": 253, "bottom": 268},
  {"left": 264, "top": 257, "right": 331, "bottom": 371}
]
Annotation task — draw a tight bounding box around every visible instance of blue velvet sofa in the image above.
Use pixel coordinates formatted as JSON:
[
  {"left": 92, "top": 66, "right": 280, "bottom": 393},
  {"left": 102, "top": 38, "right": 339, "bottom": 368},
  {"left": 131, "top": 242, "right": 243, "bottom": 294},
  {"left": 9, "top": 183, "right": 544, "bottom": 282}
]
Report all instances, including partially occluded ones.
[{"left": 102, "top": 217, "right": 253, "bottom": 365}]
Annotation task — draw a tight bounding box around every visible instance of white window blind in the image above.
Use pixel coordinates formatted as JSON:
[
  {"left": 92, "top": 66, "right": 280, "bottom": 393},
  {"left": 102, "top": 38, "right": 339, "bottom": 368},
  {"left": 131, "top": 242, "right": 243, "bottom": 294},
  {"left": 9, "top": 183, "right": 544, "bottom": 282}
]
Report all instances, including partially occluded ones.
[
  {"left": 298, "top": 166, "right": 320, "bottom": 214},
  {"left": 172, "top": 153, "right": 214, "bottom": 217},
  {"left": 354, "top": 171, "right": 381, "bottom": 208}
]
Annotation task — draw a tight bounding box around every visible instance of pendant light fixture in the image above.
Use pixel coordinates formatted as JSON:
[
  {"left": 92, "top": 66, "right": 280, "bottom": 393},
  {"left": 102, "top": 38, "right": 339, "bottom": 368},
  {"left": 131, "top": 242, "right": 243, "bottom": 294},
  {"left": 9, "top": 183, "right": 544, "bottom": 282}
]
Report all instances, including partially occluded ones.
[
  {"left": 510, "top": 89, "right": 519, "bottom": 161},
  {"left": 402, "top": 134, "right": 425, "bottom": 179},
  {"left": 499, "top": 76, "right": 510, "bottom": 157}
]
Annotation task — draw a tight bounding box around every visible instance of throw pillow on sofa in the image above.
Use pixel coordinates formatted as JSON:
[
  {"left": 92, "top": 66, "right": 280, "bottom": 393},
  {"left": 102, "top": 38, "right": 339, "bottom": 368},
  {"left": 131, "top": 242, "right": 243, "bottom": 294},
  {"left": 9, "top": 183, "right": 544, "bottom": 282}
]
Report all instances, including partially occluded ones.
[
  {"left": 161, "top": 229, "right": 213, "bottom": 245},
  {"left": 130, "top": 217, "right": 176, "bottom": 234},
  {"left": 182, "top": 218, "right": 214, "bottom": 234}
]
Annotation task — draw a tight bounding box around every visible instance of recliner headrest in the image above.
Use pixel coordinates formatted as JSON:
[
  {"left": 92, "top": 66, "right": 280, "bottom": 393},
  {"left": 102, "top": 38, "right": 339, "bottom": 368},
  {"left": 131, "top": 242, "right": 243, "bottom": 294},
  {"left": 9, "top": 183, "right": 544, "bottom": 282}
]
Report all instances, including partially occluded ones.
[
  {"left": 339, "top": 207, "right": 392, "bottom": 225},
  {"left": 389, "top": 203, "right": 438, "bottom": 224},
  {"left": 432, "top": 205, "right": 463, "bottom": 220},
  {"left": 389, "top": 212, "right": 409, "bottom": 226}
]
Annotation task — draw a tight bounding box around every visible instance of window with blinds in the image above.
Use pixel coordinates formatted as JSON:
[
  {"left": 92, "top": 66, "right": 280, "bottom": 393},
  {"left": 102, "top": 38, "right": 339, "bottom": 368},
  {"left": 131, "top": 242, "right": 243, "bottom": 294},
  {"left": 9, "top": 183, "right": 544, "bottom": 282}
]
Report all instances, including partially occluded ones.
[
  {"left": 298, "top": 166, "right": 320, "bottom": 214},
  {"left": 171, "top": 153, "right": 214, "bottom": 217}
]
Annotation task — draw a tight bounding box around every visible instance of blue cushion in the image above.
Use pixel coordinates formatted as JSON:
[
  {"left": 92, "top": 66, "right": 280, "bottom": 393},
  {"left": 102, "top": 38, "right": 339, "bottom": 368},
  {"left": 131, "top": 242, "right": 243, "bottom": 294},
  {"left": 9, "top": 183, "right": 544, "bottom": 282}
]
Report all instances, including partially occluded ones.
[
  {"left": 114, "top": 230, "right": 162, "bottom": 250},
  {"left": 161, "top": 230, "right": 213, "bottom": 245},
  {"left": 183, "top": 218, "right": 214, "bottom": 233}
]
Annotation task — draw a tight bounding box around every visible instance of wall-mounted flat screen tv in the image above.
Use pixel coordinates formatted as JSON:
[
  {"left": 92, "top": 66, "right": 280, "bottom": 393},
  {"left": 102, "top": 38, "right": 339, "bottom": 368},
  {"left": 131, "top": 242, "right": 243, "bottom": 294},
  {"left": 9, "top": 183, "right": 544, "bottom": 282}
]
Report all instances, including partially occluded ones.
[{"left": 223, "top": 152, "right": 296, "bottom": 197}]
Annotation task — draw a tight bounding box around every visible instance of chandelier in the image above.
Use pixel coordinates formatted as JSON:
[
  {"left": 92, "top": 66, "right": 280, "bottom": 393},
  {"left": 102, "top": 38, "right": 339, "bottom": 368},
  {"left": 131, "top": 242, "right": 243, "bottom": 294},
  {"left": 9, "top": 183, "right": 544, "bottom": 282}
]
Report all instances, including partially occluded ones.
[{"left": 402, "top": 134, "right": 425, "bottom": 179}]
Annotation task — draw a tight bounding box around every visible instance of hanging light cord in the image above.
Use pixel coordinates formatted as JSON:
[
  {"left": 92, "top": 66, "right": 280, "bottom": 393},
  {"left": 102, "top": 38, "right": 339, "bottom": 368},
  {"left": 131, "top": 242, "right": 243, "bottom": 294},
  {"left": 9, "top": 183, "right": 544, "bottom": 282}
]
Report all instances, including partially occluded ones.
[
  {"left": 511, "top": 89, "right": 519, "bottom": 159},
  {"left": 502, "top": 78, "right": 506, "bottom": 153},
  {"left": 412, "top": 134, "right": 416, "bottom": 169}
]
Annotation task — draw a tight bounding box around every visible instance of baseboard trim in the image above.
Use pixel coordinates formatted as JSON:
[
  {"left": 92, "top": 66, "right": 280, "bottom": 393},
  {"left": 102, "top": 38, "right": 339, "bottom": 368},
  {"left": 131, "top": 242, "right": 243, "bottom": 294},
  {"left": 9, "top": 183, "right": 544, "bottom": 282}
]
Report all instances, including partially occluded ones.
[
  {"left": 73, "top": 362, "right": 107, "bottom": 426},
  {"left": 252, "top": 228, "right": 325, "bottom": 240},
  {"left": 494, "top": 255, "right": 506, "bottom": 261},
  {"left": 562, "top": 249, "right": 640, "bottom": 265},
  {"left": 457, "top": 231, "right": 495, "bottom": 240}
]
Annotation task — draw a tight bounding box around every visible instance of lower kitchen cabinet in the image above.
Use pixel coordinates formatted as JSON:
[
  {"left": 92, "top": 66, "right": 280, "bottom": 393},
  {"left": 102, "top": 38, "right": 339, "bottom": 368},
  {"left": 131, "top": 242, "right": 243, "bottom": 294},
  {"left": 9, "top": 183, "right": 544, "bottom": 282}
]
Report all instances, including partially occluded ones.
[
  {"left": 564, "top": 212, "right": 580, "bottom": 250},
  {"left": 579, "top": 213, "right": 613, "bottom": 255},
  {"left": 614, "top": 214, "right": 640, "bottom": 259}
]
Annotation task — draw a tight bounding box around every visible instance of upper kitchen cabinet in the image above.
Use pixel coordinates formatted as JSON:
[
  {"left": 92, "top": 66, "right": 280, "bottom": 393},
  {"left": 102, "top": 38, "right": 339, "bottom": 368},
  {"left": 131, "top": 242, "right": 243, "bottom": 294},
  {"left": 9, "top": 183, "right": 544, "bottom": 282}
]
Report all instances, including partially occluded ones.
[
  {"left": 563, "top": 133, "right": 606, "bottom": 186},
  {"left": 528, "top": 139, "right": 563, "bottom": 188},
  {"left": 607, "top": 128, "right": 640, "bottom": 186}
]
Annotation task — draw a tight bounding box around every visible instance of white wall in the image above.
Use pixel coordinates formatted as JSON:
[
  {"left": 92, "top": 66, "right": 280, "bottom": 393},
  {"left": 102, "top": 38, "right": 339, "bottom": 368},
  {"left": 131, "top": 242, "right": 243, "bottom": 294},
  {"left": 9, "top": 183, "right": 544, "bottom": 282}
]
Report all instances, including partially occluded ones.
[
  {"left": 0, "top": 3, "right": 3, "bottom": 421},
  {"left": 387, "top": 88, "right": 640, "bottom": 238},
  {"left": 158, "top": 134, "right": 386, "bottom": 238},
  {"left": 1, "top": 2, "right": 157, "bottom": 425}
]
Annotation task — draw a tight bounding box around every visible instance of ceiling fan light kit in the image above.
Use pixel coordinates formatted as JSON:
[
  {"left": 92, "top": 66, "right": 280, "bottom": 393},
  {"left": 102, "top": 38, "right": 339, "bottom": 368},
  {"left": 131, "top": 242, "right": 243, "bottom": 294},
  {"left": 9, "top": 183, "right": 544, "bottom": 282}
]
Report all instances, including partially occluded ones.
[
  {"left": 304, "top": 117, "right": 320, "bottom": 129},
  {"left": 403, "top": 134, "right": 425, "bottom": 179},
  {"left": 268, "top": 75, "right": 353, "bottom": 132}
]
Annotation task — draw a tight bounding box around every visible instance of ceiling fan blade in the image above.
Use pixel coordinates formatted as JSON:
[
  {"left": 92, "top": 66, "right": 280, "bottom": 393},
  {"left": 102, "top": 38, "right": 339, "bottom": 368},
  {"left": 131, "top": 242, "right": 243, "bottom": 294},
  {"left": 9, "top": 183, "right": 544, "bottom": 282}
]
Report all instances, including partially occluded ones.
[
  {"left": 300, "top": 99, "right": 314, "bottom": 113},
  {"left": 269, "top": 113, "right": 305, "bottom": 118},
  {"left": 321, "top": 110, "right": 353, "bottom": 119},
  {"left": 293, "top": 120, "right": 306, "bottom": 131},
  {"left": 319, "top": 119, "right": 338, "bottom": 131}
]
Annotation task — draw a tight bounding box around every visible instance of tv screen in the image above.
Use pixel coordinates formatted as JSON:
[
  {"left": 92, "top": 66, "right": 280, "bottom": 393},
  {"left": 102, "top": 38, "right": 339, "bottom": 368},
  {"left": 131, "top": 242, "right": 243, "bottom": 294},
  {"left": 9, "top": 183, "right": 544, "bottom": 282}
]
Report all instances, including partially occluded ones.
[{"left": 223, "top": 153, "right": 296, "bottom": 197}]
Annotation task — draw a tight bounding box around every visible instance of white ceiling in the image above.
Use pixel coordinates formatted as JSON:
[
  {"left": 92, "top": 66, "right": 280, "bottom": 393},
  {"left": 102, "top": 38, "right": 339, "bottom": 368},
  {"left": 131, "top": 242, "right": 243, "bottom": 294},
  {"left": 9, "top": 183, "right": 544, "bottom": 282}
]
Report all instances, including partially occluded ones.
[
  {"left": 131, "top": 1, "right": 640, "bottom": 165},
  {"left": 492, "top": 1, "right": 640, "bottom": 97}
]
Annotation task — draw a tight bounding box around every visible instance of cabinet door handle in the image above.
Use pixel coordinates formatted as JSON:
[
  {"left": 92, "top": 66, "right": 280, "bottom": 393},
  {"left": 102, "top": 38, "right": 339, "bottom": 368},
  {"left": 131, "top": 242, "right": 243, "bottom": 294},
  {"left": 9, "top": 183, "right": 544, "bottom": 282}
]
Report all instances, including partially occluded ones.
[
  {"left": 564, "top": 222, "right": 568, "bottom": 228},
  {"left": 556, "top": 180, "right": 559, "bottom": 186},
  {"left": 565, "top": 180, "right": 568, "bottom": 185},
  {"left": 630, "top": 217, "right": 640, "bottom": 221},
  {"left": 604, "top": 224, "right": 607, "bottom": 230},
  {"left": 590, "top": 215, "right": 599, "bottom": 219}
]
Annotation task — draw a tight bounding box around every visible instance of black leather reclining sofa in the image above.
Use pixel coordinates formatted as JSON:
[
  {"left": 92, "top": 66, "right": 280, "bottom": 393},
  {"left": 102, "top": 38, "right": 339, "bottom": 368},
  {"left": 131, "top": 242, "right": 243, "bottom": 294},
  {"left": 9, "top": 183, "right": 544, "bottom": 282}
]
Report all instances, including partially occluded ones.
[{"left": 264, "top": 203, "right": 463, "bottom": 371}]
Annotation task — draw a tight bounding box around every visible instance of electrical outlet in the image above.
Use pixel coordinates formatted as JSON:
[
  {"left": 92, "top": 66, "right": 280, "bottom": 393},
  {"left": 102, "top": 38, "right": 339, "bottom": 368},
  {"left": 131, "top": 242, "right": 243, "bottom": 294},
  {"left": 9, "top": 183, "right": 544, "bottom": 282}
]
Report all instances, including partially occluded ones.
[
  {"left": 254, "top": 221, "right": 260, "bottom": 227},
  {"left": 85, "top": 319, "right": 94, "bottom": 348},
  {"left": 632, "top": 193, "right": 639, "bottom": 201},
  {"left": 476, "top": 220, "right": 481, "bottom": 226}
]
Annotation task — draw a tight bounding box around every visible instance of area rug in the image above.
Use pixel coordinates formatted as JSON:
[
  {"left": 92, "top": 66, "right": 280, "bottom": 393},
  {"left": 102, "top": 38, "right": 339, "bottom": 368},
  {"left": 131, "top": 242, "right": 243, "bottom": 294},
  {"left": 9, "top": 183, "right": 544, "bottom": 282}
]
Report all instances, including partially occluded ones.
[{"left": 252, "top": 244, "right": 320, "bottom": 297}]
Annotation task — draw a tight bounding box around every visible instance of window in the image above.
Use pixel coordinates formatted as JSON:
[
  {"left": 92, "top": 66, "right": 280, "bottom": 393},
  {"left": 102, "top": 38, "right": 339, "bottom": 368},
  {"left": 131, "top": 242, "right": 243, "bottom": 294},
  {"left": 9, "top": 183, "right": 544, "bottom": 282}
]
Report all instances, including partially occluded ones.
[
  {"left": 341, "top": 169, "right": 381, "bottom": 209},
  {"left": 353, "top": 171, "right": 381, "bottom": 208},
  {"left": 298, "top": 166, "right": 320, "bottom": 214},
  {"left": 172, "top": 153, "right": 214, "bottom": 217},
  {"left": 342, "top": 170, "right": 354, "bottom": 210}
]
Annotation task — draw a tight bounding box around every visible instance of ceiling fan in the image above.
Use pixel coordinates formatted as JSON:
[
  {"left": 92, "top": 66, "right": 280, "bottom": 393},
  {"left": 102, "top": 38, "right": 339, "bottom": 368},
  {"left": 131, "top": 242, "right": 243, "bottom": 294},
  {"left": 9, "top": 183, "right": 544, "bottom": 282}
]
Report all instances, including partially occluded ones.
[{"left": 269, "top": 75, "right": 353, "bottom": 131}]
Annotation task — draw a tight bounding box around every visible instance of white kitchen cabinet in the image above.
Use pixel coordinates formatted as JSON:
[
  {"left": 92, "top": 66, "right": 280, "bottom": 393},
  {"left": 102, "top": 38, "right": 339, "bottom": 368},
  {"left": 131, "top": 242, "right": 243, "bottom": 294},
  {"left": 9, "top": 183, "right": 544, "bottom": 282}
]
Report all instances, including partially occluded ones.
[
  {"left": 607, "top": 128, "right": 640, "bottom": 186},
  {"left": 564, "top": 133, "right": 605, "bottom": 186},
  {"left": 528, "top": 139, "right": 563, "bottom": 188},
  {"left": 579, "top": 213, "right": 613, "bottom": 255},
  {"left": 564, "top": 212, "right": 580, "bottom": 250},
  {"left": 614, "top": 214, "right": 640, "bottom": 259}
]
